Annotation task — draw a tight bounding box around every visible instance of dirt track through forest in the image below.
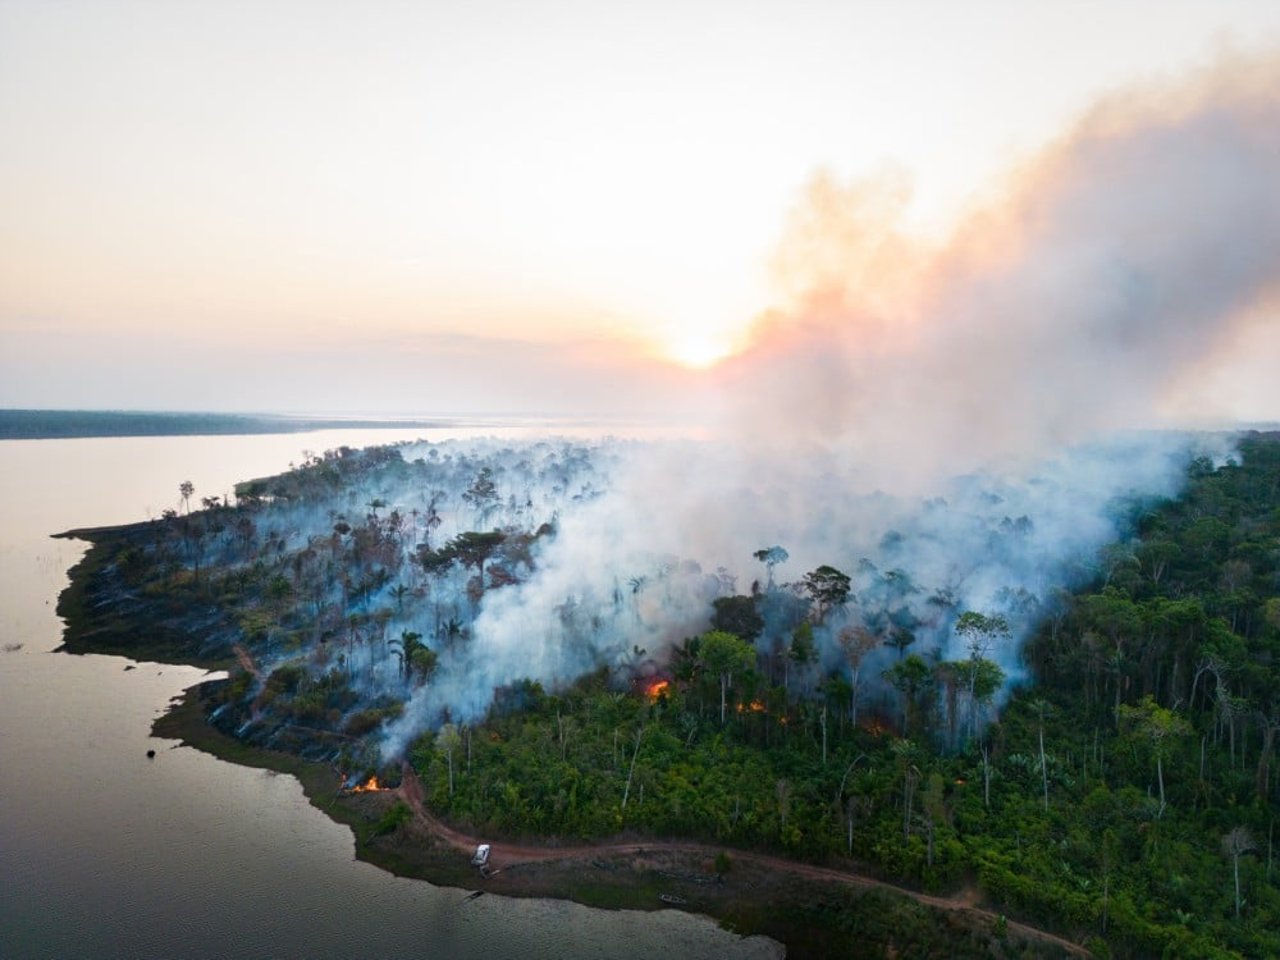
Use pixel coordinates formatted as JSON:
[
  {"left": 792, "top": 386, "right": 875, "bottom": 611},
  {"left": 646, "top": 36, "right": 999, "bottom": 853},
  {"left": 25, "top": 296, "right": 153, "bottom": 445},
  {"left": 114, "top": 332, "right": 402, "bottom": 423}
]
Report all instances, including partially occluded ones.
[{"left": 397, "top": 765, "right": 1088, "bottom": 957}]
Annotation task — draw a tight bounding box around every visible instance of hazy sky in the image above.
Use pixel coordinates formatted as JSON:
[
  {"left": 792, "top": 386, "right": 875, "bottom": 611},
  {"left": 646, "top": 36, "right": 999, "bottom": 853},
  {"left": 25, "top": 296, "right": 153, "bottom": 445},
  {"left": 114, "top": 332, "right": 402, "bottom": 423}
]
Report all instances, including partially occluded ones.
[{"left": 1, "top": 0, "right": 1278, "bottom": 419}]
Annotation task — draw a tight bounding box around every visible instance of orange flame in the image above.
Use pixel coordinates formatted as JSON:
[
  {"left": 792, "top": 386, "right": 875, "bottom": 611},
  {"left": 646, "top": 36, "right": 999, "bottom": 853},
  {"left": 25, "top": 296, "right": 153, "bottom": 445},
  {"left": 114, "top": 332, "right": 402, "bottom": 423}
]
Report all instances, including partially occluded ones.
[
  {"left": 350, "top": 775, "right": 386, "bottom": 793},
  {"left": 736, "top": 700, "right": 766, "bottom": 713},
  {"left": 645, "top": 679, "right": 670, "bottom": 702}
]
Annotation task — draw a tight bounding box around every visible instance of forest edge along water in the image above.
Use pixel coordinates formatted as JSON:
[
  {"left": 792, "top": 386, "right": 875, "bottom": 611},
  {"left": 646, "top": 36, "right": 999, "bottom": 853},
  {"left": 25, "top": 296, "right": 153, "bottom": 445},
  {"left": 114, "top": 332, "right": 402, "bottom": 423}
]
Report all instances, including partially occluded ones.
[
  {"left": 24, "top": 423, "right": 1280, "bottom": 959},
  {"left": 0, "top": 426, "right": 781, "bottom": 960},
  {"left": 55, "top": 520, "right": 1084, "bottom": 959},
  {"left": 45, "top": 433, "right": 1101, "bottom": 959}
]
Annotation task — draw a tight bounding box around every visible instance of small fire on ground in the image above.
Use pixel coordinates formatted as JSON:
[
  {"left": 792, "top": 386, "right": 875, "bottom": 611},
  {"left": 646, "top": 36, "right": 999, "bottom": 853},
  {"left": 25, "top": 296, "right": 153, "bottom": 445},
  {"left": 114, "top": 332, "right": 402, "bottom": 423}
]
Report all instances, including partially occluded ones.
[
  {"left": 644, "top": 679, "right": 670, "bottom": 702},
  {"left": 348, "top": 775, "right": 388, "bottom": 793}
]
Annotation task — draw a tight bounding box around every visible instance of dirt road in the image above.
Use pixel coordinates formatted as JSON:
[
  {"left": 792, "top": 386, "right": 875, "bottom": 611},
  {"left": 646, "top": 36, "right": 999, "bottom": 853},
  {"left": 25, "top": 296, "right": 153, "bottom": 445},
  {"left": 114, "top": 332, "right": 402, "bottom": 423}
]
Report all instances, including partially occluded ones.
[{"left": 398, "top": 764, "right": 1088, "bottom": 957}]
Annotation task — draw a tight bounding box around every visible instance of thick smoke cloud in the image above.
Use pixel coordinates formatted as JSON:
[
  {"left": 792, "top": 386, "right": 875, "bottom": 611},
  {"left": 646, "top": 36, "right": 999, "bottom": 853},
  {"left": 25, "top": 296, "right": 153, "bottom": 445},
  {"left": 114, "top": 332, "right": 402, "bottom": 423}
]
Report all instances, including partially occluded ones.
[
  {"left": 381, "top": 55, "right": 1278, "bottom": 757},
  {"left": 722, "top": 53, "right": 1280, "bottom": 481}
]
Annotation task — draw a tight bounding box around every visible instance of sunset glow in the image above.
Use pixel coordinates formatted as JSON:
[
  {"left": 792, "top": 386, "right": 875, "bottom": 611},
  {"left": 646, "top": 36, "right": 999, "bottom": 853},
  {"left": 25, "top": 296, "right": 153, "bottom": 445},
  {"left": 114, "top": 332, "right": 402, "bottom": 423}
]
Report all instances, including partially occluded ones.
[
  {"left": 665, "top": 332, "right": 735, "bottom": 371},
  {"left": 0, "top": 2, "right": 1278, "bottom": 420}
]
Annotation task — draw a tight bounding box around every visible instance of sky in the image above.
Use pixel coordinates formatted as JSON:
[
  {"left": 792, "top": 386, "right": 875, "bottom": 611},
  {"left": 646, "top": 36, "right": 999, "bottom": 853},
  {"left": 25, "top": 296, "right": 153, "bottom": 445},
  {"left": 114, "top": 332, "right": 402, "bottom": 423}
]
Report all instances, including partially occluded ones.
[{"left": 1, "top": 0, "right": 1279, "bottom": 421}]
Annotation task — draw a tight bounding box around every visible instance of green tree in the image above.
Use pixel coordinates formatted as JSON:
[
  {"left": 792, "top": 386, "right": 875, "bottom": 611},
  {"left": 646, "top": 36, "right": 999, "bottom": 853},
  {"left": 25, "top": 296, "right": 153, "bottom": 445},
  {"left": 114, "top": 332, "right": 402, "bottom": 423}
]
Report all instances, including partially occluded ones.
[
  {"left": 711, "top": 595, "right": 764, "bottom": 641},
  {"left": 803, "top": 565, "right": 851, "bottom": 623},
  {"left": 787, "top": 620, "right": 816, "bottom": 695},
  {"left": 891, "top": 738, "right": 922, "bottom": 842},
  {"left": 961, "top": 655, "right": 1005, "bottom": 743},
  {"left": 1118, "top": 694, "right": 1191, "bottom": 818},
  {"left": 448, "top": 530, "right": 507, "bottom": 593},
  {"left": 954, "top": 610, "right": 1010, "bottom": 659},
  {"left": 700, "top": 630, "right": 756, "bottom": 726},
  {"left": 885, "top": 654, "right": 933, "bottom": 736}
]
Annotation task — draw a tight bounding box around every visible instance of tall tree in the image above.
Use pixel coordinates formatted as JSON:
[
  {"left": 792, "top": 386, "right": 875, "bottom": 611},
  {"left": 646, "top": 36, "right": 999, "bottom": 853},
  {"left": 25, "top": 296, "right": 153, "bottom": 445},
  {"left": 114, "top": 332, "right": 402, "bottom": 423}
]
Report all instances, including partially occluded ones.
[
  {"left": 954, "top": 611, "right": 1010, "bottom": 659},
  {"left": 711, "top": 595, "right": 764, "bottom": 641},
  {"left": 838, "top": 625, "right": 880, "bottom": 725},
  {"left": 787, "top": 620, "right": 816, "bottom": 695},
  {"left": 885, "top": 654, "right": 933, "bottom": 736},
  {"left": 752, "top": 546, "right": 789, "bottom": 590},
  {"left": 462, "top": 467, "right": 499, "bottom": 518},
  {"left": 1030, "top": 698, "right": 1053, "bottom": 811},
  {"left": 438, "top": 723, "right": 461, "bottom": 797},
  {"left": 700, "top": 630, "right": 756, "bottom": 726},
  {"left": 1119, "top": 694, "right": 1191, "bottom": 818},
  {"left": 1223, "top": 826, "right": 1256, "bottom": 919},
  {"left": 803, "top": 565, "right": 852, "bottom": 623},
  {"left": 448, "top": 530, "right": 507, "bottom": 594}
]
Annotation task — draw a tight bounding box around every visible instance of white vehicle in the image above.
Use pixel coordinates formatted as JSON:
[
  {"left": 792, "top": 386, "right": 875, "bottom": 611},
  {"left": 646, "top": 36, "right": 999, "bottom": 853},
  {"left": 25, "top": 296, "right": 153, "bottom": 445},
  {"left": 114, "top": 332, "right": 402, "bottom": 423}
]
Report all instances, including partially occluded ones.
[{"left": 470, "top": 843, "right": 490, "bottom": 867}]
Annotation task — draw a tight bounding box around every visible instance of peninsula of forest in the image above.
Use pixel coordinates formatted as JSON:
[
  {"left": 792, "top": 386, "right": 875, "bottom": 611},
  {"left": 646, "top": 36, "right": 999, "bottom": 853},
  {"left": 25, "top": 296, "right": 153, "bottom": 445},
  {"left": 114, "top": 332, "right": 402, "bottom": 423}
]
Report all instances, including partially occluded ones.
[{"left": 56, "top": 432, "right": 1280, "bottom": 959}]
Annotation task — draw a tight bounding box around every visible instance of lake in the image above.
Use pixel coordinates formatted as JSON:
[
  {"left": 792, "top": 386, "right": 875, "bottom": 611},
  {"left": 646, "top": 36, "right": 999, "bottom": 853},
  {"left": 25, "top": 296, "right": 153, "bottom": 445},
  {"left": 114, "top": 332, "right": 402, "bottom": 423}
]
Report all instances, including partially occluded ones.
[{"left": 0, "top": 428, "right": 781, "bottom": 959}]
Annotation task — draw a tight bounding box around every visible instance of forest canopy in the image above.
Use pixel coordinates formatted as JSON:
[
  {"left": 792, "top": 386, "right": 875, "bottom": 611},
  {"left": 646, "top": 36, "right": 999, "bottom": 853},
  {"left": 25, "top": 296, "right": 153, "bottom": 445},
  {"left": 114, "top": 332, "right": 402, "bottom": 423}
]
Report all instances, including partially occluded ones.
[{"left": 68, "top": 431, "right": 1280, "bottom": 958}]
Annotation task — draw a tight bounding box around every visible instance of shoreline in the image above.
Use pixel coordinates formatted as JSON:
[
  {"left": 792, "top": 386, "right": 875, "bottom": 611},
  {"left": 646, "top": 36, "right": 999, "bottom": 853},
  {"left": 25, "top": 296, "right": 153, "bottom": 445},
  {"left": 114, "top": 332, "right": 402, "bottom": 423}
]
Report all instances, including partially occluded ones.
[
  {"left": 0, "top": 409, "right": 458, "bottom": 441},
  {"left": 61, "top": 520, "right": 1085, "bottom": 958},
  {"left": 156, "top": 679, "right": 1084, "bottom": 958}
]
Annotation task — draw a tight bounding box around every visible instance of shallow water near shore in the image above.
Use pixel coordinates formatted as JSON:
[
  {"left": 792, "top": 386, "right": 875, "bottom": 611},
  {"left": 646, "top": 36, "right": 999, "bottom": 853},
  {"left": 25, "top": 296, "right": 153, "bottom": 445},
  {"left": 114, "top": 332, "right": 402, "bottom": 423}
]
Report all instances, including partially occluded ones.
[{"left": 0, "top": 428, "right": 781, "bottom": 959}]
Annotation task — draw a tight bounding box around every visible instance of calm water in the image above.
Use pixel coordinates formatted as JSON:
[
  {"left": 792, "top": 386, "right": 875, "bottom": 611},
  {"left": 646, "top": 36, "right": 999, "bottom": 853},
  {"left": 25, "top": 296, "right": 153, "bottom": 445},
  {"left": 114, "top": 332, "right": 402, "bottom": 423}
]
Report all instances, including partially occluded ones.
[{"left": 0, "top": 430, "right": 781, "bottom": 959}]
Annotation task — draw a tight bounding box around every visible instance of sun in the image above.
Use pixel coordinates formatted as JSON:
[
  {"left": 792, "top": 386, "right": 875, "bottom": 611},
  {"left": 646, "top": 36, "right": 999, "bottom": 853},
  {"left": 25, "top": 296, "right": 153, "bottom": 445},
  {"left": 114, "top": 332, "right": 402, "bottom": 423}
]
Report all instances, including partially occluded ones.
[{"left": 665, "top": 332, "right": 733, "bottom": 370}]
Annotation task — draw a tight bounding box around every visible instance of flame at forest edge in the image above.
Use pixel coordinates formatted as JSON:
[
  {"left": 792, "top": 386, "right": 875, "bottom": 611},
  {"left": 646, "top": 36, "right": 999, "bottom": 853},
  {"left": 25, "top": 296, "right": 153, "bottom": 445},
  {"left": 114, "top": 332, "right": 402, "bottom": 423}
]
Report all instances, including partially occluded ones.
[{"left": 644, "top": 679, "right": 670, "bottom": 702}]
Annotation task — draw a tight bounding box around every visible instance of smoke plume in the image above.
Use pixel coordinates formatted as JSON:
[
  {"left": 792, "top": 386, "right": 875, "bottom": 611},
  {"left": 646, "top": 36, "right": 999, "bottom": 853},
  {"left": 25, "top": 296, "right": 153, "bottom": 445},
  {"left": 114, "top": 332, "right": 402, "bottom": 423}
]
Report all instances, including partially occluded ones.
[{"left": 380, "top": 54, "right": 1279, "bottom": 757}]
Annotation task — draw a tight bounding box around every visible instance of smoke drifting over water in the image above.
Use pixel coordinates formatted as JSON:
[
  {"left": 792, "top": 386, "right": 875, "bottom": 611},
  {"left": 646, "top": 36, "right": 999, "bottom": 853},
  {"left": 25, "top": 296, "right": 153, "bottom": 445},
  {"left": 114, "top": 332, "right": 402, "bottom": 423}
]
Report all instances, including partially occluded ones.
[{"left": 381, "top": 55, "right": 1278, "bottom": 757}]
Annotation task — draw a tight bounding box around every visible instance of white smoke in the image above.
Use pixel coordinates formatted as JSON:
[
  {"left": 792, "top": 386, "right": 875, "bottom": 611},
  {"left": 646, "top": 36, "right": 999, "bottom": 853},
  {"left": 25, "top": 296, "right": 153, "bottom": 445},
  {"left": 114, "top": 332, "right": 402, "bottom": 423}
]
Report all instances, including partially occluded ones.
[{"left": 380, "top": 53, "right": 1278, "bottom": 757}]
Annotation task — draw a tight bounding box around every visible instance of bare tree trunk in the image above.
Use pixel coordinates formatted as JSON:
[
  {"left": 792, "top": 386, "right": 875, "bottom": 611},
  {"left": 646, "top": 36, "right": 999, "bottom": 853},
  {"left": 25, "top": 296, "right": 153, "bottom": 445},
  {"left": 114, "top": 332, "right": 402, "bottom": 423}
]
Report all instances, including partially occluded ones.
[
  {"left": 1039, "top": 723, "right": 1049, "bottom": 811},
  {"left": 1234, "top": 851, "right": 1242, "bottom": 918},
  {"left": 821, "top": 705, "right": 828, "bottom": 767},
  {"left": 1102, "top": 871, "right": 1110, "bottom": 934},
  {"left": 981, "top": 743, "right": 992, "bottom": 810},
  {"left": 621, "top": 727, "right": 645, "bottom": 809},
  {"left": 1156, "top": 754, "right": 1166, "bottom": 818},
  {"left": 902, "top": 772, "right": 916, "bottom": 842}
]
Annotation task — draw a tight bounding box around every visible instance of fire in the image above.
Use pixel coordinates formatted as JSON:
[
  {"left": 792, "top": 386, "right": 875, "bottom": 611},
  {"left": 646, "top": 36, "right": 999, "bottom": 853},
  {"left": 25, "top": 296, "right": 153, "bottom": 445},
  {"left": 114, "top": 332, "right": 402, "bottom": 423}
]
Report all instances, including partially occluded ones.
[
  {"left": 349, "top": 775, "right": 387, "bottom": 793},
  {"left": 736, "top": 700, "right": 766, "bottom": 713},
  {"left": 645, "top": 679, "right": 670, "bottom": 702}
]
